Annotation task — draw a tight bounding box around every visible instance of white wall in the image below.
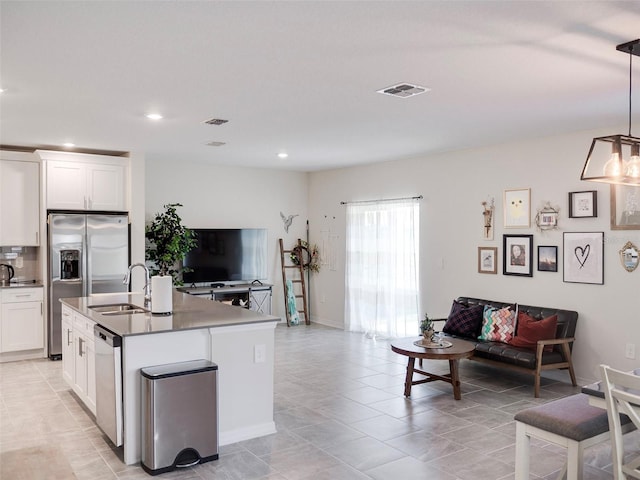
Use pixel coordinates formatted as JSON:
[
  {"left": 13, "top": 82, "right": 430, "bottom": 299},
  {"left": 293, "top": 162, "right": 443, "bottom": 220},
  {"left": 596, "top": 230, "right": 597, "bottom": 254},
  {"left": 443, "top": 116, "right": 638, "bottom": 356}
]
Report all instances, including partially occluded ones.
[
  {"left": 145, "top": 159, "right": 309, "bottom": 319},
  {"left": 128, "top": 151, "right": 146, "bottom": 292},
  {"left": 308, "top": 126, "right": 640, "bottom": 382}
]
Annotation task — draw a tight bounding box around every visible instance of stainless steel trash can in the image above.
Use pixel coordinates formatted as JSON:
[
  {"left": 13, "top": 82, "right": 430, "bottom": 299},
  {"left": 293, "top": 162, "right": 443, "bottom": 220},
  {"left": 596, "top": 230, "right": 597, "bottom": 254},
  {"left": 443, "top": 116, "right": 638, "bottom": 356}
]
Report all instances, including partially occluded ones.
[{"left": 141, "top": 359, "right": 218, "bottom": 475}]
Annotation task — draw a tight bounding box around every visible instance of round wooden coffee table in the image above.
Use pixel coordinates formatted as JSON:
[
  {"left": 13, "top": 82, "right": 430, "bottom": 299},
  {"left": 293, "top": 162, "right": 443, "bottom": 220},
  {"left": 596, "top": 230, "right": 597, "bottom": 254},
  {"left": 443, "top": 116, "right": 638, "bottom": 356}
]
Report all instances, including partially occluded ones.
[{"left": 390, "top": 336, "right": 475, "bottom": 400}]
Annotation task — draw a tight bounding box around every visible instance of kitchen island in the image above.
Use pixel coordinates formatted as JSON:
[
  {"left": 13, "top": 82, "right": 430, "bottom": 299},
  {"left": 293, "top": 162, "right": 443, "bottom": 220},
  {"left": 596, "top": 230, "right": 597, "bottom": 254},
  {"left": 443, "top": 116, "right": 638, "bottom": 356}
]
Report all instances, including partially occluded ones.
[{"left": 61, "top": 290, "right": 279, "bottom": 465}]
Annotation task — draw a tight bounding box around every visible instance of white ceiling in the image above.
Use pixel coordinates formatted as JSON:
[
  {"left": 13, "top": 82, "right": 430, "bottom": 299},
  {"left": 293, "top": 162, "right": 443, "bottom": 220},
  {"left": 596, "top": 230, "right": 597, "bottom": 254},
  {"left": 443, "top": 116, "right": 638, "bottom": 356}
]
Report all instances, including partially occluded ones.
[{"left": 2, "top": 1, "right": 640, "bottom": 172}]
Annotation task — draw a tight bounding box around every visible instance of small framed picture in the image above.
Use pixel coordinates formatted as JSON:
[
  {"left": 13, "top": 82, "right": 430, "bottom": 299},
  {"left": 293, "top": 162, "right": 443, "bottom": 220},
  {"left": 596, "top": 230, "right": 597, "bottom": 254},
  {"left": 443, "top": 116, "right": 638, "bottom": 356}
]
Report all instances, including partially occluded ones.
[
  {"left": 563, "top": 232, "right": 604, "bottom": 285},
  {"left": 535, "top": 203, "right": 559, "bottom": 231},
  {"left": 504, "top": 188, "right": 531, "bottom": 228},
  {"left": 537, "top": 245, "right": 558, "bottom": 272},
  {"left": 611, "top": 185, "right": 640, "bottom": 230},
  {"left": 569, "top": 191, "right": 597, "bottom": 218},
  {"left": 478, "top": 247, "right": 497, "bottom": 274},
  {"left": 503, "top": 234, "right": 533, "bottom": 277}
]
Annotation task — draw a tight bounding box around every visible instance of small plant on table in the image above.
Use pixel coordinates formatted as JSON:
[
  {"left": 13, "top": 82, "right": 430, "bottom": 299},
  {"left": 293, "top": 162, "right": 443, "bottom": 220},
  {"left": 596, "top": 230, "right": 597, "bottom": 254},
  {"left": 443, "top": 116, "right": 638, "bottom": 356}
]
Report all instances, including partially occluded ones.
[{"left": 420, "top": 314, "right": 435, "bottom": 341}]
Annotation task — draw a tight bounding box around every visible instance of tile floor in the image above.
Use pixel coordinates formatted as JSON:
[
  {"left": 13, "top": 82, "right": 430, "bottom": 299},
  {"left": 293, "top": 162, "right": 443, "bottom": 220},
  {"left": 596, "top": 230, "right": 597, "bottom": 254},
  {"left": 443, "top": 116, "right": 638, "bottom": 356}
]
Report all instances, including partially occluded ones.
[{"left": 0, "top": 323, "right": 636, "bottom": 479}]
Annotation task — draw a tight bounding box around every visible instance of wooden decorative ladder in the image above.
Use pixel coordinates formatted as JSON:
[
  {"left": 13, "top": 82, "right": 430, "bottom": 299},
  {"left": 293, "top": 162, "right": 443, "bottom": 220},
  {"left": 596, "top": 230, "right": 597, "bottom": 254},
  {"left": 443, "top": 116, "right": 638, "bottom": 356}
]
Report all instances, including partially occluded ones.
[{"left": 279, "top": 238, "right": 309, "bottom": 326}]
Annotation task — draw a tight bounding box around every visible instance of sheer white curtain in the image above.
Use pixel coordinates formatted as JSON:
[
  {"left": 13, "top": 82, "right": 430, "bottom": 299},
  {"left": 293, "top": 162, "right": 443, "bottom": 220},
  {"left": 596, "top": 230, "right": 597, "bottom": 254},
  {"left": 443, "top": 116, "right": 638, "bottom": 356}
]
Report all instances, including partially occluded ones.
[{"left": 345, "top": 198, "right": 420, "bottom": 338}]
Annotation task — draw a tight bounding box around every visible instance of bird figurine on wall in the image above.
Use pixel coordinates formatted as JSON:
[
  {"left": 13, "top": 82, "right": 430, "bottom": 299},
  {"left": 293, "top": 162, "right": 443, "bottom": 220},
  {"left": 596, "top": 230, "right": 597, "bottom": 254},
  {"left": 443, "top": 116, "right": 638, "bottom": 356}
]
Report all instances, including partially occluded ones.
[{"left": 280, "top": 212, "right": 298, "bottom": 233}]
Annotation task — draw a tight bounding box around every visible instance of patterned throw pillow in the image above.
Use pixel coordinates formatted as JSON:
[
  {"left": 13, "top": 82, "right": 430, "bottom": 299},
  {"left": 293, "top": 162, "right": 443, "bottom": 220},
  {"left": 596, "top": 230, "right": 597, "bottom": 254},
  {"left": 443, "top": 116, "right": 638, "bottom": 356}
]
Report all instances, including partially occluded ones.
[
  {"left": 510, "top": 312, "right": 558, "bottom": 352},
  {"left": 442, "top": 300, "right": 484, "bottom": 338},
  {"left": 479, "top": 305, "right": 516, "bottom": 343}
]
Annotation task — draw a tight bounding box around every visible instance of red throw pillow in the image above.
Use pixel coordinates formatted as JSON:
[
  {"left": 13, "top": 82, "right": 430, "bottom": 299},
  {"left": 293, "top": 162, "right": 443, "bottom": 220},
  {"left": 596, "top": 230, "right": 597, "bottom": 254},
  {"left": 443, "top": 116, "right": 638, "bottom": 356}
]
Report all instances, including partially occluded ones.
[{"left": 509, "top": 312, "right": 558, "bottom": 351}]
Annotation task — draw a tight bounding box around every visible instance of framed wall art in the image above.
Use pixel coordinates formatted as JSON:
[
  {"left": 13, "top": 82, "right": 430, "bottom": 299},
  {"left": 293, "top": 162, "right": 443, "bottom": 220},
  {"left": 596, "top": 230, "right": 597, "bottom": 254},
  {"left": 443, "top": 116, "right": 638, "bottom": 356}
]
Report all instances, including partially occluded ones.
[
  {"left": 535, "top": 202, "right": 559, "bottom": 231},
  {"left": 563, "top": 232, "right": 604, "bottom": 285},
  {"left": 478, "top": 246, "right": 497, "bottom": 274},
  {"left": 481, "top": 197, "right": 495, "bottom": 240},
  {"left": 504, "top": 188, "right": 531, "bottom": 228},
  {"left": 503, "top": 234, "right": 533, "bottom": 277},
  {"left": 568, "top": 190, "right": 597, "bottom": 218},
  {"left": 619, "top": 241, "right": 639, "bottom": 272},
  {"left": 537, "top": 245, "right": 558, "bottom": 272},
  {"left": 611, "top": 184, "right": 640, "bottom": 230}
]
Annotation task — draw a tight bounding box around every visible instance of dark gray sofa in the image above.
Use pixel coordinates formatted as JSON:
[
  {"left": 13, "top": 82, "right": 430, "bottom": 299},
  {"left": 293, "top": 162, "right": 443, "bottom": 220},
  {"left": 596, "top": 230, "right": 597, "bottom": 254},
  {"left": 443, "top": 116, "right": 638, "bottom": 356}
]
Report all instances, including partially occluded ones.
[{"left": 442, "top": 297, "right": 578, "bottom": 397}]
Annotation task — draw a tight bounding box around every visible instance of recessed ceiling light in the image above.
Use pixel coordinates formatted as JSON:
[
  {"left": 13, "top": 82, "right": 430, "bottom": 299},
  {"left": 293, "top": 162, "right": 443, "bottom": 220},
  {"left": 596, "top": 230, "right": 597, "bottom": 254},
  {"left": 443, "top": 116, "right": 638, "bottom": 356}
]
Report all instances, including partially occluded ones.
[
  {"left": 0, "top": 88, "right": 5, "bottom": 94},
  {"left": 278, "top": 153, "right": 288, "bottom": 159},
  {"left": 62, "top": 143, "right": 76, "bottom": 148},
  {"left": 146, "top": 113, "right": 163, "bottom": 120}
]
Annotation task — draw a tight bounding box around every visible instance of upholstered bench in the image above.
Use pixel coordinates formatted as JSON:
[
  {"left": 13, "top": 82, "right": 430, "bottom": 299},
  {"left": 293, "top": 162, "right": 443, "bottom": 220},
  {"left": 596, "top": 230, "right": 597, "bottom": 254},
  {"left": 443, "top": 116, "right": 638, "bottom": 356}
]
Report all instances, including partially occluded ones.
[{"left": 514, "top": 393, "right": 633, "bottom": 480}]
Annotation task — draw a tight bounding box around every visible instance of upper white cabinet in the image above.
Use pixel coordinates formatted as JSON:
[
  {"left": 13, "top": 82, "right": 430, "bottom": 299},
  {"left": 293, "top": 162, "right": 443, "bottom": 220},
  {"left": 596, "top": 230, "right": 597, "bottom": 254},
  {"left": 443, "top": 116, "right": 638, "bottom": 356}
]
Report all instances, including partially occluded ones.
[
  {"left": 38, "top": 150, "right": 128, "bottom": 212},
  {"left": 0, "top": 153, "right": 40, "bottom": 246}
]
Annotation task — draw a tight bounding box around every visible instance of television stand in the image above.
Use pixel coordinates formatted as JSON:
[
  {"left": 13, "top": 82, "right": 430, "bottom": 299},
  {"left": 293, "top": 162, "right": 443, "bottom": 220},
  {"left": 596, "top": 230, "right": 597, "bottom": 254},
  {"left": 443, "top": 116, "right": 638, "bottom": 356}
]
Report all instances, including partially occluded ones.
[{"left": 178, "top": 283, "right": 272, "bottom": 315}]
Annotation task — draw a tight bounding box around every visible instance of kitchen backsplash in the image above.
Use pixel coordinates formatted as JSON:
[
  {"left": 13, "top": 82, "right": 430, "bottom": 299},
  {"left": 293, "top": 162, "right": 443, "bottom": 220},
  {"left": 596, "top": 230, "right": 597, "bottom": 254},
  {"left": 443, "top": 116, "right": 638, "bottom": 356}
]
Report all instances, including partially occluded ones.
[{"left": 0, "top": 246, "right": 39, "bottom": 282}]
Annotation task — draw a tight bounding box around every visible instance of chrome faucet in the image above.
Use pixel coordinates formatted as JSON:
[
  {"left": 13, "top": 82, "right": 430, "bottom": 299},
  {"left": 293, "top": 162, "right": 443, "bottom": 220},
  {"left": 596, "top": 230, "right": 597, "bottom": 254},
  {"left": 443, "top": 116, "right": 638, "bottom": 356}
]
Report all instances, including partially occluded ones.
[{"left": 123, "top": 263, "right": 151, "bottom": 305}]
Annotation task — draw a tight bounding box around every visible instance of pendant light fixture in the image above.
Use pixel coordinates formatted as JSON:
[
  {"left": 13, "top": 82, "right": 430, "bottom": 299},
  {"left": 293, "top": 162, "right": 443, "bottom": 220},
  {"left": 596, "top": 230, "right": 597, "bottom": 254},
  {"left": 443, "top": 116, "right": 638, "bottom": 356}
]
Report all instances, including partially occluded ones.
[{"left": 581, "top": 39, "right": 640, "bottom": 186}]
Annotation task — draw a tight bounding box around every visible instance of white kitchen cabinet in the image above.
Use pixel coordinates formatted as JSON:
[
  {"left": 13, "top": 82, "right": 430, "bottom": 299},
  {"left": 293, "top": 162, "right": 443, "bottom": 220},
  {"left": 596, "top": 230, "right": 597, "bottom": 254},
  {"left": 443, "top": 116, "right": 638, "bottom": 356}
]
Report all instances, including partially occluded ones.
[
  {"left": 70, "top": 311, "right": 96, "bottom": 414},
  {"left": 45, "top": 161, "right": 85, "bottom": 210},
  {"left": 73, "top": 329, "right": 96, "bottom": 413},
  {"left": 0, "top": 288, "right": 44, "bottom": 352},
  {"left": 61, "top": 304, "right": 97, "bottom": 414},
  {"left": 86, "top": 335, "right": 96, "bottom": 412},
  {"left": 61, "top": 306, "right": 74, "bottom": 385},
  {"left": 46, "top": 160, "right": 126, "bottom": 211},
  {"left": 0, "top": 156, "right": 40, "bottom": 246},
  {"left": 86, "top": 163, "right": 125, "bottom": 211}
]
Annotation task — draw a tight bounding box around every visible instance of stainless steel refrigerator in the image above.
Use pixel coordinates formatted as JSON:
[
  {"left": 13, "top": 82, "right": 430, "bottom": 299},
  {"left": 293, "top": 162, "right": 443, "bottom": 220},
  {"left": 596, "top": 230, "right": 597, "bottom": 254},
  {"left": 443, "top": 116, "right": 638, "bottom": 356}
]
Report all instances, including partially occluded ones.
[{"left": 48, "top": 213, "right": 130, "bottom": 360}]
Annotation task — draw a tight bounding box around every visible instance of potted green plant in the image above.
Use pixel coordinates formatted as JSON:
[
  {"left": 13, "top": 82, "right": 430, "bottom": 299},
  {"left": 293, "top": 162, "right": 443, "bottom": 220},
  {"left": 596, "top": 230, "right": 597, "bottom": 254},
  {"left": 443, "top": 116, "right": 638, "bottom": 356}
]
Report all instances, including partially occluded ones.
[
  {"left": 419, "top": 313, "right": 434, "bottom": 341},
  {"left": 145, "top": 203, "right": 197, "bottom": 286}
]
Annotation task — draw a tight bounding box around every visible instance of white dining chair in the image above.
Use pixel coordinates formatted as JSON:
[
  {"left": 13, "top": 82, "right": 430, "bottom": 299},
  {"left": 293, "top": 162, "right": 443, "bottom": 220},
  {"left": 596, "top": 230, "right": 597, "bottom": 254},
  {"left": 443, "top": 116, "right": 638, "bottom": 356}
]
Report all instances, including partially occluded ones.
[{"left": 599, "top": 364, "right": 640, "bottom": 479}]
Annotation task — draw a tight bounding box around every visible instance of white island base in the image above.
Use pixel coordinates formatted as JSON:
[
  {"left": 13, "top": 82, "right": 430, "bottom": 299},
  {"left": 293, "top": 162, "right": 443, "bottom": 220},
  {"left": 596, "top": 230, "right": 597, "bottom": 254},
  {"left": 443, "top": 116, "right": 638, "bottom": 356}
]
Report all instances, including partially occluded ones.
[{"left": 123, "top": 321, "right": 277, "bottom": 465}]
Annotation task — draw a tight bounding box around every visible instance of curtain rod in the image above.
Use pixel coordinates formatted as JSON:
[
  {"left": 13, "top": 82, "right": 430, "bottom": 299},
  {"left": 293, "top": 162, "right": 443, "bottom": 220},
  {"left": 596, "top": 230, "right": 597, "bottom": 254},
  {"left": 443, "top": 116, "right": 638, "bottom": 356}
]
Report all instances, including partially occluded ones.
[{"left": 340, "top": 195, "right": 423, "bottom": 205}]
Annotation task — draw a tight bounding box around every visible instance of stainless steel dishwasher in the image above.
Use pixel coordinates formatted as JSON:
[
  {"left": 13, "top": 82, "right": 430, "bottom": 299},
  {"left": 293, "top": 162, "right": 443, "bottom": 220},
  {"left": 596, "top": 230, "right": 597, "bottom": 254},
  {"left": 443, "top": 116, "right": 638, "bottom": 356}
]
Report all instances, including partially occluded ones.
[{"left": 94, "top": 324, "right": 123, "bottom": 447}]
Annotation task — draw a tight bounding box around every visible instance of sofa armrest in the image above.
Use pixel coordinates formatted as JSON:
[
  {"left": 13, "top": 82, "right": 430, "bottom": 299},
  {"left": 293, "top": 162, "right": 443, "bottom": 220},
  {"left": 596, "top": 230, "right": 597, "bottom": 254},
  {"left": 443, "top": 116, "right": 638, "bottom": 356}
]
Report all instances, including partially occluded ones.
[
  {"left": 538, "top": 337, "right": 575, "bottom": 346},
  {"left": 536, "top": 337, "right": 575, "bottom": 359}
]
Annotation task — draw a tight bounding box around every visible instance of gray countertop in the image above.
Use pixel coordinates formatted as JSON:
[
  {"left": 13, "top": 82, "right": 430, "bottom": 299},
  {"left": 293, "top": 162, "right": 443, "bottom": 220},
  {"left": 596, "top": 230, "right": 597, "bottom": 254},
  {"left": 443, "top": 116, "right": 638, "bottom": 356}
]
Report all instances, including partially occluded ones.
[
  {"left": 0, "top": 281, "right": 43, "bottom": 289},
  {"left": 60, "top": 290, "right": 279, "bottom": 337}
]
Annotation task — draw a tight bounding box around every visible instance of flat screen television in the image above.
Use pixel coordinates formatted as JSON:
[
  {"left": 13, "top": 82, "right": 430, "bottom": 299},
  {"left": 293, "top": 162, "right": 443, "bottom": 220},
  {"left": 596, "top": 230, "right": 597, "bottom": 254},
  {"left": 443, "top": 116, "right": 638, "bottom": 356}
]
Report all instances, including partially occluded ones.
[{"left": 182, "top": 228, "right": 268, "bottom": 284}]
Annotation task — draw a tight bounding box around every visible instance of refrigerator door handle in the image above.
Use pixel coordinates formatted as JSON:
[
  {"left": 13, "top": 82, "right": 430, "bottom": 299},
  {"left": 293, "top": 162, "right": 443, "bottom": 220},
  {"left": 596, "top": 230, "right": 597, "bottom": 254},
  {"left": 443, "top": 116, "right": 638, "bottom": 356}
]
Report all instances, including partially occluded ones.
[{"left": 84, "top": 226, "right": 90, "bottom": 297}]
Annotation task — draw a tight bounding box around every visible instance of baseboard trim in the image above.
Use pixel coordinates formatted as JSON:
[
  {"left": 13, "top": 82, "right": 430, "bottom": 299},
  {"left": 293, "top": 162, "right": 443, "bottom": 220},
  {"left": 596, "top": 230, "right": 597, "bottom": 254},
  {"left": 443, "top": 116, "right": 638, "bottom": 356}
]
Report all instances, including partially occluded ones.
[
  {"left": 310, "top": 315, "right": 343, "bottom": 329},
  {"left": 219, "top": 421, "right": 277, "bottom": 446}
]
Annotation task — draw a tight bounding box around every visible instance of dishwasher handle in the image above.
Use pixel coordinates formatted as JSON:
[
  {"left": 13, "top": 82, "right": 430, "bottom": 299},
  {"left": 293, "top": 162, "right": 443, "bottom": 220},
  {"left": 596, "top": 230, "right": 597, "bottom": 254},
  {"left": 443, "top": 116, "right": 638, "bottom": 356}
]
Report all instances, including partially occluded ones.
[{"left": 94, "top": 325, "right": 122, "bottom": 348}]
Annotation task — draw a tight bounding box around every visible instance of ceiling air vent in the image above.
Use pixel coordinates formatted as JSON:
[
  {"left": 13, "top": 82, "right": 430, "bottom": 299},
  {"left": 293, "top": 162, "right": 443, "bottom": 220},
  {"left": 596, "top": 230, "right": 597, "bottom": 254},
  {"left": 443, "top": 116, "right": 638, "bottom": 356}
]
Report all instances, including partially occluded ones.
[
  {"left": 206, "top": 141, "right": 226, "bottom": 147},
  {"left": 203, "top": 118, "right": 229, "bottom": 126},
  {"left": 376, "top": 83, "right": 430, "bottom": 98}
]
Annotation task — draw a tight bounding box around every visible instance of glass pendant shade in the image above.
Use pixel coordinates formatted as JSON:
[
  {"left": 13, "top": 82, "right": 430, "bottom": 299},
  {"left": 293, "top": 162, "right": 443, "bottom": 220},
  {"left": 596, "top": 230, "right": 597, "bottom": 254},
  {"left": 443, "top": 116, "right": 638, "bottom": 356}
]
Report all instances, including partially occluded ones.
[
  {"left": 581, "top": 39, "right": 640, "bottom": 186},
  {"left": 581, "top": 135, "right": 640, "bottom": 186},
  {"left": 627, "top": 144, "right": 640, "bottom": 178},
  {"left": 602, "top": 139, "right": 623, "bottom": 177}
]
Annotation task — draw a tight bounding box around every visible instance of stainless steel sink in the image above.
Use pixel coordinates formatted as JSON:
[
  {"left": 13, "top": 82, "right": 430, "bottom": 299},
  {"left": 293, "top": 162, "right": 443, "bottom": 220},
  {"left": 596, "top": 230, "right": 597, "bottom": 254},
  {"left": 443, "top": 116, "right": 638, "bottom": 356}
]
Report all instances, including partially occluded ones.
[{"left": 88, "top": 303, "right": 149, "bottom": 315}]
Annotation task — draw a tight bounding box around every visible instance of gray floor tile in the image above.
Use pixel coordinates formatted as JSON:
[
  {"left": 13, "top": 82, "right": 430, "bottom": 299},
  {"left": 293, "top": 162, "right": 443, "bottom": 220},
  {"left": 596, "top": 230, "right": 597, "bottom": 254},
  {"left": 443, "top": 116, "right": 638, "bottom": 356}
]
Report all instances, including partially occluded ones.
[
  {"left": 324, "top": 436, "right": 405, "bottom": 471},
  {"left": 366, "top": 455, "right": 458, "bottom": 480},
  {"left": 290, "top": 419, "right": 365, "bottom": 448},
  {"left": 0, "top": 322, "right": 614, "bottom": 480}
]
